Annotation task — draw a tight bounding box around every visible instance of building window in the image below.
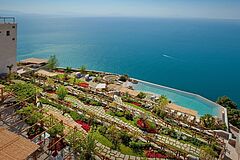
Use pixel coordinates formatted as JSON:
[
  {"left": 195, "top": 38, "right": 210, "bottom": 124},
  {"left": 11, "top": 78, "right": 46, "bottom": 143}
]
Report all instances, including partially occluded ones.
[
  {"left": 12, "top": 26, "right": 15, "bottom": 29},
  {"left": 6, "top": 31, "right": 10, "bottom": 36},
  {"left": 12, "top": 38, "right": 15, "bottom": 41}
]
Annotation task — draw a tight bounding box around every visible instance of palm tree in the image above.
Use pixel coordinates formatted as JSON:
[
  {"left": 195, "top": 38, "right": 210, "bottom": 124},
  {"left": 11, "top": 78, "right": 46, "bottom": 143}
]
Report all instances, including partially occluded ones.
[
  {"left": 154, "top": 95, "right": 169, "bottom": 115},
  {"left": 48, "top": 122, "right": 65, "bottom": 137},
  {"left": 46, "top": 77, "right": 55, "bottom": 89},
  {"left": 78, "top": 133, "right": 96, "bottom": 160},
  {"left": 107, "top": 125, "right": 121, "bottom": 150},
  {"left": 56, "top": 85, "right": 68, "bottom": 100},
  {"left": 47, "top": 55, "right": 58, "bottom": 71},
  {"left": 66, "top": 127, "right": 80, "bottom": 159},
  {"left": 200, "top": 114, "right": 216, "bottom": 129},
  {"left": 7, "top": 64, "right": 14, "bottom": 82},
  {"left": 65, "top": 66, "right": 72, "bottom": 73},
  {"left": 79, "top": 65, "right": 87, "bottom": 74}
]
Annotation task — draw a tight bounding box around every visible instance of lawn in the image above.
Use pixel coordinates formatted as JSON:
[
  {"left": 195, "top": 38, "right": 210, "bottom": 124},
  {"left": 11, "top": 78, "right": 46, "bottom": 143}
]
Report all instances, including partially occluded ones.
[
  {"left": 120, "top": 144, "right": 143, "bottom": 157},
  {"left": 125, "top": 102, "right": 152, "bottom": 115},
  {"left": 92, "top": 131, "right": 143, "bottom": 157},
  {"left": 119, "top": 117, "right": 136, "bottom": 127}
]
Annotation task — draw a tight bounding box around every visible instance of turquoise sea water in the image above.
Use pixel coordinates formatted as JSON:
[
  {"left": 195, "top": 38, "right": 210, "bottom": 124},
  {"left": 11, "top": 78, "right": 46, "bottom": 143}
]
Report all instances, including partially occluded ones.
[{"left": 16, "top": 17, "right": 240, "bottom": 107}]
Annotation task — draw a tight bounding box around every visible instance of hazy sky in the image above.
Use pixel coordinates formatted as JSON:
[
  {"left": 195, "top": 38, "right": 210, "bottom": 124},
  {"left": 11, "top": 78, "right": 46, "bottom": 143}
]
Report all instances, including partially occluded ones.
[{"left": 1, "top": 0, "right": 240, "bottom": 19}]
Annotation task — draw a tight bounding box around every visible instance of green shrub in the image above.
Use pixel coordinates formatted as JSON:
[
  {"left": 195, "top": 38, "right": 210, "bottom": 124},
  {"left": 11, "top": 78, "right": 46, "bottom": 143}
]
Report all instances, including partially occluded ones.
[
  {"left": 115, "top": 111, "right": 124, "bottom": 117},
  {"left": 146, "top": 120, "right": 156, "bottom": 130},
  {"left": 56, "top": 85, "right": 68, "bottom": 100},
  {"left": 78, "top": 95, "right": 102, "bottom": 106},
  {"left": 119, "top": 131, "right": 132, "bottom": 146},
  {"left": 98, "top": 126, "right": 107, "bottom": 135},
  {"left": 89, "top": 100, "right": 102, "bottom": 106},
  {"left": 48, "top": 123, "right": 64, "bottom": 137},
  {"left": 69, "top": 111, "right": 82, "bottom": 121},
  {"left": 125, "top": 111, "right": 133, "bottom": 120},
  {"left": 40, "top": 98, "right": 69, "bottom": 112},
  {"left": 119, "top": 75, "right": 128, "bottom": 82},
  {"left": 129, "top": 141, "right": 150, "bottom": 153},
  {"left": 47, "top": 55, "right": 58, "bottom": 70},
  {"left": 161, "top": 127, "right": 171, "bottom": 135},
  {"left": 17, "top": 104, "right": 44, "bottom": 125},
  {"left": 10, "top": 82, "right": 36, "bottom": 102},
  {"left": 137, "top": 92, "right": 146, "bottom": 99}
]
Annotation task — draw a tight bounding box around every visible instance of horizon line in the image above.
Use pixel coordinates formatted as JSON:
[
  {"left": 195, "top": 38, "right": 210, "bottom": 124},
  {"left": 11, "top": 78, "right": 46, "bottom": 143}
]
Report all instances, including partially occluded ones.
[{"left": 1, "top": 9, "right": 240, "bottom": 21}]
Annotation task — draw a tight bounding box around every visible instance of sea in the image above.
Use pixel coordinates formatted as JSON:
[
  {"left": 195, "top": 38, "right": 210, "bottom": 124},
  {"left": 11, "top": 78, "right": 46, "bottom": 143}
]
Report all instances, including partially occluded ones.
[{"left": 16, "top": 16, "right": 240, "bottom": 106}]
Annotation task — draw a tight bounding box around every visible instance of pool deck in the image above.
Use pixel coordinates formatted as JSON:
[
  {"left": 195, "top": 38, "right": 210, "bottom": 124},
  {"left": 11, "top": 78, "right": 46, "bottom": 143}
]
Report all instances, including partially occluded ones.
[
  {"left": 132, "top": 78, "right": 228, "bottom": 128},
  {"left": 167, "top": 103, "right": 198, "bottom": 117}
]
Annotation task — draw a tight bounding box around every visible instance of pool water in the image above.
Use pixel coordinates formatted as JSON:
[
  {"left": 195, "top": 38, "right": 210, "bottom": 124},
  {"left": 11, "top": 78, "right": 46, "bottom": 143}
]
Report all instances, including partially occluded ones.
[{"left": 133, "top": 81, "right": 221, "bottom": 117}]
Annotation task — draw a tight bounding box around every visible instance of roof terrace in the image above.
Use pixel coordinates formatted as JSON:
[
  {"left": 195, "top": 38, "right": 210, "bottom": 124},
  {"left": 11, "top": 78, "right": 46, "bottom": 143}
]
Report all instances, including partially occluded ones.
[{"left": 0, "top": 17, "right": 16, "bottom": 24}]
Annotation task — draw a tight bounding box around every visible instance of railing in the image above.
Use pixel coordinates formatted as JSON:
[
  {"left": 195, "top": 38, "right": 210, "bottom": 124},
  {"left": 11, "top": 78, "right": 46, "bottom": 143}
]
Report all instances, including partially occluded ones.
[{"left": 0, "top": 17, "right": 16, "bottom": 23}]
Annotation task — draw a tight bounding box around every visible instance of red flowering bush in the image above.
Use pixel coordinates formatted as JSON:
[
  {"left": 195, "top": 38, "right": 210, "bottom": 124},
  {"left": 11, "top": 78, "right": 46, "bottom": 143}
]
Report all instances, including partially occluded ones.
[
  {"left": 55, "top": 69, "right": 65, "bottom": 73},
  {"left": 145, "top": 150, "right": 167, "bottom": 158},
  {"left": 76, "top": 120, "right": 91, "bottom": 132},
  {"left": 79, "top": 82, "right": 89, "bottom": 88},
  {"left": 137, "top": 119, "right": 145, "bottom": 128},
  {"left": 136, "top": 118, "right": 157, "bottom": 133},
  {"left": 131, "top": 102, "right": 141, "bottom": 107}
]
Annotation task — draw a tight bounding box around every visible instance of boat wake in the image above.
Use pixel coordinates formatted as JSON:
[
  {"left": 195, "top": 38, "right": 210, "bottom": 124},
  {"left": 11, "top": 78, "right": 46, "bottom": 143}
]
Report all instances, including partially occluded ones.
[{"left": 162, "top": 54, "right": 176, "bottom": 60}]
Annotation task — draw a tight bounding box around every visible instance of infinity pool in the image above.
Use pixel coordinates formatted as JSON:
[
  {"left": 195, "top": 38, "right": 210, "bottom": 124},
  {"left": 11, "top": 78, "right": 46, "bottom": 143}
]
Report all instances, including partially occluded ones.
[{"left": 133, "top": 81, "right": 221, "bottom": 117}]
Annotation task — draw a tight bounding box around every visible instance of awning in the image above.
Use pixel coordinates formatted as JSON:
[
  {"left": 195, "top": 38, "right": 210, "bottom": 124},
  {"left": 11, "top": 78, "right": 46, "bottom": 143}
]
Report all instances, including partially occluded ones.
[
  {"left": 20, "top": 58, "right": 48, "bottom": 65},
  {"left": 0, "top": 127, "right": 39, "bottom": 160}
]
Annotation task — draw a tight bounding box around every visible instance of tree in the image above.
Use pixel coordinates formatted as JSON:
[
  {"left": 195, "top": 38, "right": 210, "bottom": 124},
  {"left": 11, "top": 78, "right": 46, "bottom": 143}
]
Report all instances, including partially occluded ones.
[
  {"left": 119, "top": 74, "right": 129, "bottom": 82},
  {"left": 107, "top": 125, "right": 122, "bottom": 150},
  {"left": 227, "top": 108, "right": 240, "bottom": 129},
  {"left": 48, "top": 122, "right": 65, "bottom": 137},
  {"left": 65, "top": 66, "right": 72, "bottom": 73},
  {"left": 47, "top": 55, "right": 58, "bottom": 71},
  {"left": 79, "top": 65, "right": 86, "bottom": 74},
  {"left": 56, "top": 85, "right": 68, "bottom": 100},
  {"left": 17, "top": 104, "right": 37, "bottom": 116},
  {"left": 216, "top": 96, "right": 237, "bottom": 109},
  {"left": 216, "top": 96, "right": 240, "bottom": 129},
  {"left": 78, "top": 133, "right": 96, "bottom": 160},
  {"left": 154, "top": 95, "right": 169, "bottom": 115},
  {"left": 10, "top": 82, "right": 36, "bottom": 102},
  {"left": 137, "top": 92, "right": 146, "bottom": 99},
  {"left": 67, "top": 130, "right": 96, "bottom": 160},
  {"left": 47, "top": 77, "right": 54, "bottom": 85},
  {"left": 119, "top": 131, "right": 132, "bottom": 146},
  {"left": 200, "top": 114, "right": 215, "bottom": 129},
  {"left": 66, "top": 129, "right": 83, "bottom": 159},
  {"left": 17, "top": 104, "right": 44, "bottom": 125},
  {"left": 200, "top": 146, "right": 217, "bottom": 160}
]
